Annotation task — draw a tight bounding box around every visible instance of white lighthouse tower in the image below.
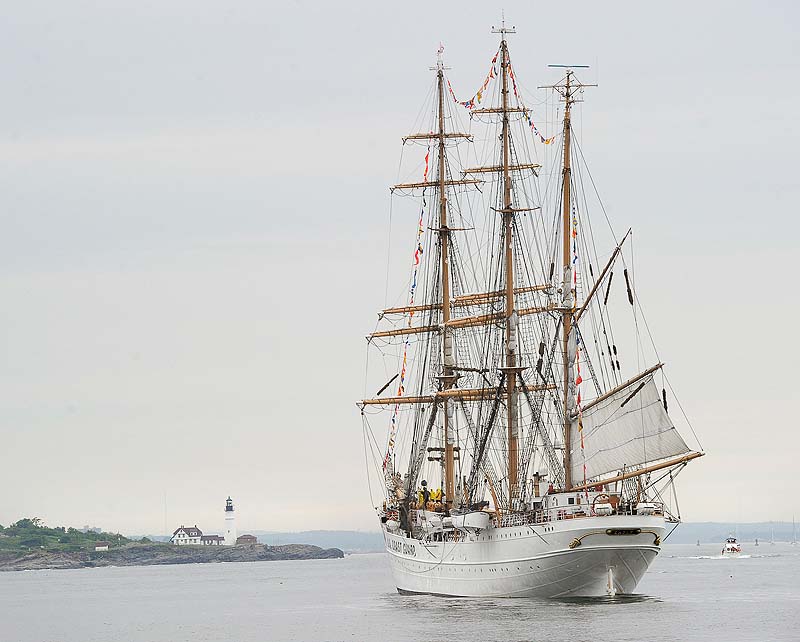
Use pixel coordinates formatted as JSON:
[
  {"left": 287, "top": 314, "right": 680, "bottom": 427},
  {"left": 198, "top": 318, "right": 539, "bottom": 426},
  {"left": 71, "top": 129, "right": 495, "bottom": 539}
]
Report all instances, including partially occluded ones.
[{"left": 224, "top": 496, "right": 236, "bottom": 546}]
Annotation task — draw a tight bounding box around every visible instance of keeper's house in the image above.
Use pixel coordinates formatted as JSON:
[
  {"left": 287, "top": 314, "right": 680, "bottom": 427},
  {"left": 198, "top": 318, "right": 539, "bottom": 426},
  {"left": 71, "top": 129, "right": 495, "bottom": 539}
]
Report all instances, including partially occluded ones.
[
  {"left": 170, "top": 525, "right": 203, "bottom": 545},
  {"left": 170, "top": 526, "right": 226, "bottom": 546}
]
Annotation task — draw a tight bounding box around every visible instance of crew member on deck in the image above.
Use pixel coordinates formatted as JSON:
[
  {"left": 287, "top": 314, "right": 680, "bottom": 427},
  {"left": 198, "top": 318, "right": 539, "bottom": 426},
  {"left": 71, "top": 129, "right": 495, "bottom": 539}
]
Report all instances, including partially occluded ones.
[{"left": 421, "top": 480, "right": 430, "bottom": 509}]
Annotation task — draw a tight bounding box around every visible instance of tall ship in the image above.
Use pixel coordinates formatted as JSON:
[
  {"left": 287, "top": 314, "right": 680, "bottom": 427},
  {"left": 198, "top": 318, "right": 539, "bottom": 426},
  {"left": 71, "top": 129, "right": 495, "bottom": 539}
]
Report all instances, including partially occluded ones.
[{"left": 358, "top": 23, "right": 703, "bottom": 597}]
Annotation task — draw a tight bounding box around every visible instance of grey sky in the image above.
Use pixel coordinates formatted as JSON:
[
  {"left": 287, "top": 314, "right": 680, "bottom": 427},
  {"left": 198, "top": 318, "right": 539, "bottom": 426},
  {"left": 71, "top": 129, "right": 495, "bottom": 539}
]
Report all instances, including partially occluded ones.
[{"left": 1, "top": 1, "right": 797, "bottom": 534}]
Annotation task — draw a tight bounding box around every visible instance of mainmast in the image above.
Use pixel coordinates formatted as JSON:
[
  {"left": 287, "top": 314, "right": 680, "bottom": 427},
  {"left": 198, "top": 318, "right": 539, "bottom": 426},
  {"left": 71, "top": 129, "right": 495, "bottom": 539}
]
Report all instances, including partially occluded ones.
[
  {"left": 436, "top": 50, "right": 457, "bottom": 510},
  {"left": 494, "top": 22, "right": 520, "bottom": 502}
]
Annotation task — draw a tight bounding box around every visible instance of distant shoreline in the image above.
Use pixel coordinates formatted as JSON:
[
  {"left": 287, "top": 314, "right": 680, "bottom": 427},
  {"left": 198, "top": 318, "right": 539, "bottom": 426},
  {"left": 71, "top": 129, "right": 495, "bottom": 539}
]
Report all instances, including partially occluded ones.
[
  {"left": 251, "top": 522, "right": 799, "bottom": 549},
  {"left": 0, "top": 543, "right": 344, "bottom": 572}
]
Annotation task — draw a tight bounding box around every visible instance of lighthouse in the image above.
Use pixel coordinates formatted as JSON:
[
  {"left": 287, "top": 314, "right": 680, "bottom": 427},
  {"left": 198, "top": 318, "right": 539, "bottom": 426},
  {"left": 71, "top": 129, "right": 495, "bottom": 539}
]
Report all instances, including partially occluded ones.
[{"left": 224, "top": 496, "right": 236, "bottom": 546}]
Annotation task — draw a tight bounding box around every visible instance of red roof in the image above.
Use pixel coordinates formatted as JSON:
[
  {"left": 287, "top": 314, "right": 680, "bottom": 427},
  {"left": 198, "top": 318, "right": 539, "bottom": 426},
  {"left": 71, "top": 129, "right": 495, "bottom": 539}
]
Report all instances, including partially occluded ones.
[{"left": 236, "top": 534, "right": 257, "bottom": 543}]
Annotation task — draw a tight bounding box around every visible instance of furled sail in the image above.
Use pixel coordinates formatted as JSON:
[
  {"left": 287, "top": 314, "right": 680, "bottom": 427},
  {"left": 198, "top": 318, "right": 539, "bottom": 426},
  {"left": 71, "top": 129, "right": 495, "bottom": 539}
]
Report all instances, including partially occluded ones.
[{"left": 569, "top": 368, "right": 690, "bottom": 484}]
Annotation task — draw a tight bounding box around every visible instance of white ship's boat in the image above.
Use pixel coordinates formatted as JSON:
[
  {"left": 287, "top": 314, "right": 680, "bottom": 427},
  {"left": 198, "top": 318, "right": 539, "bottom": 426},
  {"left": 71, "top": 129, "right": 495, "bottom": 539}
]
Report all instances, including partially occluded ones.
[
  {"left": 722, "top": 536, "right": 742, "bottom": 556},
  {"left": 359, "top": 23, "right": 703, "bottom": 598}
]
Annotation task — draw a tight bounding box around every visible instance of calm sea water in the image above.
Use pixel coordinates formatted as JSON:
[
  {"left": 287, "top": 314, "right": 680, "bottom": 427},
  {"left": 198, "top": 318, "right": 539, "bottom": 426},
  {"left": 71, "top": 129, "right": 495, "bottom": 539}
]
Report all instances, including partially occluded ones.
[{"left": 1, "top": 544, "right": 798, "bottom": 642}]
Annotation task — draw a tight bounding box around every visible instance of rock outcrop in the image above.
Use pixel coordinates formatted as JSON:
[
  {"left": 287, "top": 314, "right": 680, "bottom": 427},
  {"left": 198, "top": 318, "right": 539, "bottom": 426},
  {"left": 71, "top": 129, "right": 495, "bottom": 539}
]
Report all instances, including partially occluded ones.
[{"left": 0, "top": 543, "right": 344, "bottom": 572}]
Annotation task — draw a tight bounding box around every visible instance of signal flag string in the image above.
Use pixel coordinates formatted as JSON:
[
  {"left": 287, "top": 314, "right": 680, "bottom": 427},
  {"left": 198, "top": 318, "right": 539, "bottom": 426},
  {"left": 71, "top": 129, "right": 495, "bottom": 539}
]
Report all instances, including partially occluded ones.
[
  {"left": 383, "top": 148, "right": 430, "bottom": 472},
  {"left": 573, "top": 206, "right": 589, "bottom": 501},
  {"left": 446, "top": 48, "right": 555, "bottom": 145}
]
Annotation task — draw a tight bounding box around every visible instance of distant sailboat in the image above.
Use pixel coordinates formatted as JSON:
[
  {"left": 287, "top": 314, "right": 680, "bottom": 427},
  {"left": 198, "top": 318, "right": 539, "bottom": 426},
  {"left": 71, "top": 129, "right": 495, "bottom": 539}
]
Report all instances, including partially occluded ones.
[
  {"left": 793, "top": 516, "right": 797, "bottom": 546},
  {"left": 755, "top": 538, "right": 759, "bottom": 547},
  {"left": 696, "top": 539, "right": 700, "bottom": 547},
  {"left": 770, "top": 526, "right": 775, "bottom": 545}
]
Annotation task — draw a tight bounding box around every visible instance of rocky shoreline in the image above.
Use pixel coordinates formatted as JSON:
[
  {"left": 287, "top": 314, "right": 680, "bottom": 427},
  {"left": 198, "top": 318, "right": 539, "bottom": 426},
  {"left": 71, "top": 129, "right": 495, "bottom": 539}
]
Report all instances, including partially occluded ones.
[{"left": 0, "top": 543, "right": 344, "bottom": 572}]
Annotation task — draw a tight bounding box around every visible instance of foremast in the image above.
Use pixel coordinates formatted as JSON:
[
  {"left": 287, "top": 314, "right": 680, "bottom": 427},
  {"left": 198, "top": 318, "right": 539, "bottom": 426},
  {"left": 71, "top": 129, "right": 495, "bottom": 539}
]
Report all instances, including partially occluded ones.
[
  {"left": 497, "top": 28, "right": 520, "bottom": 503},
  {"left": 376, "top": 49, "right": 476, "bottom": 511}
]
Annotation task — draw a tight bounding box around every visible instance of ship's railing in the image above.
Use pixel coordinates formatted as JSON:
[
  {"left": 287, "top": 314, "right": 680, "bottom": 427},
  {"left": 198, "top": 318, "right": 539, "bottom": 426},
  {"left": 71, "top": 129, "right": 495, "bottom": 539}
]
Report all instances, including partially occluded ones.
[
  {"left": 520, "top": 500, "right": 665, "bottom": 526},
  {"left": 404, "top": 501, "right": 664, "bottom": 535},
  {"left": 497, "top": 501, "right": 665, "bottom": 528},
  {"left": 498, "top": 512, "right": 532, "bottom": 527}
]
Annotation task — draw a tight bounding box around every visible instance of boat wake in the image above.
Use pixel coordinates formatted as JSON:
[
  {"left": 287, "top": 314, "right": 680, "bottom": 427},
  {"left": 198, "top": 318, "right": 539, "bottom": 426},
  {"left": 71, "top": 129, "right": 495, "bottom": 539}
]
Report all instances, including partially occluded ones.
[
  {"left": 556, "top": 594, "right": 662, "bottom": 605},
  {"left": 681, "top": 554, "right": 752, "bottom": 560}
]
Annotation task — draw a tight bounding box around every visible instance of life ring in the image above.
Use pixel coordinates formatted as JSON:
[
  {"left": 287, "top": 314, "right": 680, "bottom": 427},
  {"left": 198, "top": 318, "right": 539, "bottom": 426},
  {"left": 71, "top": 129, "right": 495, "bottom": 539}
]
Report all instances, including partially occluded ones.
[{"left": 591, "top": 493, "right": 611, "bottom": 515}]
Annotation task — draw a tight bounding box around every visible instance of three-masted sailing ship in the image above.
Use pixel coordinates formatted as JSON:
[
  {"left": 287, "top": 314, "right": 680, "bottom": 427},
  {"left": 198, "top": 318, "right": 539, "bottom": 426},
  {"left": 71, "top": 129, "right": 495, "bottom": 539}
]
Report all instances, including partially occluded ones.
[{"left": 358, "top": 25, "right": 703, "bottom": 597}]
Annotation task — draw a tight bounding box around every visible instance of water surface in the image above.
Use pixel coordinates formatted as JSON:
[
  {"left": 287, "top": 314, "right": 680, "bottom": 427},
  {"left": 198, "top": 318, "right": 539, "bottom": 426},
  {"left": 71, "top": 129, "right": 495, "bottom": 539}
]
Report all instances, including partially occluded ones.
[{"left": 1, "top": 543, "right": 798, "bottom": 641}]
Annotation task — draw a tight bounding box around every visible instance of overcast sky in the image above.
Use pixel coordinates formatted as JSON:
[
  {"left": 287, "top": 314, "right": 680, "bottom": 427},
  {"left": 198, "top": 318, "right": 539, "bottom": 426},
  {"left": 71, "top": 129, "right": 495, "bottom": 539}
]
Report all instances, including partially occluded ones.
[{"left": 1, "top": 1, "right": 798, "bottom": 535}]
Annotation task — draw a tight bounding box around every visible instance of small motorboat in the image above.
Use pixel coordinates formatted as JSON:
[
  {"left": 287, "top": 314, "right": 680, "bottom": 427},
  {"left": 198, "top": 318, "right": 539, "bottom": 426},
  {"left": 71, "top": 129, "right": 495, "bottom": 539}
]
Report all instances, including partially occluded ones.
[{"left": 722, "top": 536, "right": 742, "bottom": 556}]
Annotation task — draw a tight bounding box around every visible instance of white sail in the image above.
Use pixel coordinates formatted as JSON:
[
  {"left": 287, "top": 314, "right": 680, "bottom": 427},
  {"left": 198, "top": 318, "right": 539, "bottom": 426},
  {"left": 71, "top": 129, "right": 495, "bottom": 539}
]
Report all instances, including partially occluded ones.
[{"left": 569, "top": 370, "right": 690, "bottom": 484}]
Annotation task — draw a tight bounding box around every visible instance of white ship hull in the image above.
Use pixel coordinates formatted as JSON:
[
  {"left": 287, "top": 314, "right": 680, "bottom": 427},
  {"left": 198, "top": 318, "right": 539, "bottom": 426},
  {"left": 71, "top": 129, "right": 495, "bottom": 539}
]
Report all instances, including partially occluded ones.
[{"left": 383, "top": 515, "right": 664, "bottom": 597}]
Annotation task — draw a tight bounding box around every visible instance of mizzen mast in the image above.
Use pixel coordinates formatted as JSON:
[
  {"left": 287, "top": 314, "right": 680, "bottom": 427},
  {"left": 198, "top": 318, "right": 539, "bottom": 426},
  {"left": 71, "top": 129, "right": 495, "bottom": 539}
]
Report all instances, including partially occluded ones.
[
  {"left": 561, "top": 71, "right": 575, "bottom": 491},
  {"left": 541, "top": 66, "right": 594, "bottom": 490}
]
